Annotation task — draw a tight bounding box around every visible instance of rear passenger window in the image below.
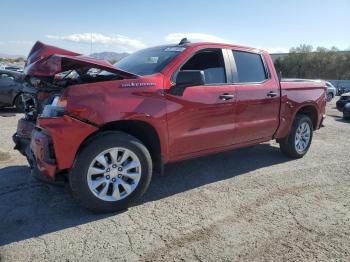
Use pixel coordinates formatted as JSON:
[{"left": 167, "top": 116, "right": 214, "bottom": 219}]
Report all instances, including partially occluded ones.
[{"left": 232, "top": 51, "right": 267, "bottom": 83}]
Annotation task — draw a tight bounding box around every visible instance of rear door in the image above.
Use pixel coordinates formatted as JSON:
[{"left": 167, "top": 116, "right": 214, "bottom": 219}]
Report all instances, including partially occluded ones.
[
  {"left": 228, "top": 50, "right": 280, "bottom": 144},
  {"left": 165, "top": 48, "right": 237, "bottom": 159}
]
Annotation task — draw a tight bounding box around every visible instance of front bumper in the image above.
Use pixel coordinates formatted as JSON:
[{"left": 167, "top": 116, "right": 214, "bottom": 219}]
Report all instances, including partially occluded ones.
[
  {"left": 14, "top": 115, "right": 98, "bottom": 179},
  {"left": 30, "top": 128, "right": 57, "bottom": 178},
  {"left": 13, "top": 118, "right": 36, "bottom": 166}
]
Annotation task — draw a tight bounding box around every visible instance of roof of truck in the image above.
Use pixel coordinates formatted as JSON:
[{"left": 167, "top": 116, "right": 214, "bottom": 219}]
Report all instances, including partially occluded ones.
[{"left": 160, "top": 42, "right": 267, "bottom": 54}]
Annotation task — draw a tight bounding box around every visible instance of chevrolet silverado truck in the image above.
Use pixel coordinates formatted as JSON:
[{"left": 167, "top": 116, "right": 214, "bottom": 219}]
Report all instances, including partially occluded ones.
[{"left": 13, "top": 40, "right": 327, "bottom": 212}]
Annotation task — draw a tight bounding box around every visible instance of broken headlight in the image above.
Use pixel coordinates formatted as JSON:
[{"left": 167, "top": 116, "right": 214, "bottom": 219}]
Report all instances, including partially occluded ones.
[{"left": 41, "top": 96, "right": 67, "bottom": 118}]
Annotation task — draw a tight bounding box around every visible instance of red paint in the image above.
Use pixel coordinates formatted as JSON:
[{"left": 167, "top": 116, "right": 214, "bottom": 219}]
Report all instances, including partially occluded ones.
[
  {"left": 26, "top": 41, "right": 79, "bottom": 66},
  {"left": 35, "top": 116, "right": 98, "bottom": 171},
  {"left": 25, "top": 41, "right": 138, "bottom": 78},
  {"left": 25, "top": 42, "right": 326, "bottom": 178}
]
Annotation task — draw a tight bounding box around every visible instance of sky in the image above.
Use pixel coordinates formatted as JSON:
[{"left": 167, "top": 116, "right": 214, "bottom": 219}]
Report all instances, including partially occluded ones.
[{"left": 0, "top": 0, "right": 349, "bottom": 56}]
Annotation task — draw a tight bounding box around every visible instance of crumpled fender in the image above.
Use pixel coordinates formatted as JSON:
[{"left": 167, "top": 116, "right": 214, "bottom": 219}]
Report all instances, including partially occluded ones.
[
  {"left": 63, "top": 73, "right": 169, "bottom": 161},
  {"left": 37, "top": 115, "right": 98, "bottom": 170}
]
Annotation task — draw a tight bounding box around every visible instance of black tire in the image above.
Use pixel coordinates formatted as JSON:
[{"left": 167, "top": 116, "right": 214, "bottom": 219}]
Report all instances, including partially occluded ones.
[
  {"left": 14, "top": 94, "right": 24, "bottom": 112},
  {"left": 69, "top": 131, "right": 152, "bottom": 213},
  {"left": 343, "top": 113, "right": 350, "bottom": 121},
  {"left": 326, "top": 92, "right": 333, "bottom": 102},
  {"left": 343, "top": 103, "right": 350, "bottom": 120},
  {"left": 279, "top": 114, "right": 313, "bottom": 158}
]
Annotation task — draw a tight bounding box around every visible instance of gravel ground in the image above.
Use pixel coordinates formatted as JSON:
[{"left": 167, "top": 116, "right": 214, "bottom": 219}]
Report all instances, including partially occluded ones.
[{"left": 0, "top": 99, "right": 349, "bottom": 261}]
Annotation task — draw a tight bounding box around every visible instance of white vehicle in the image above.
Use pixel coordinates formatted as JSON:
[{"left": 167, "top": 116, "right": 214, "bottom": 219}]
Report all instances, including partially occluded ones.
[
  {"left": 0, "top": 65, "right": 23, "bottom": 72},
  {"left": 326, "top": 81, "right": 336, "bottom": 102}
]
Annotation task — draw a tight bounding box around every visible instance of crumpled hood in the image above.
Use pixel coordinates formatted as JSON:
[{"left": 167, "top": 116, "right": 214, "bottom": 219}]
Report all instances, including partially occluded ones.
[{"left": 24, "top": 41, "right": 138, "bottom": 79}]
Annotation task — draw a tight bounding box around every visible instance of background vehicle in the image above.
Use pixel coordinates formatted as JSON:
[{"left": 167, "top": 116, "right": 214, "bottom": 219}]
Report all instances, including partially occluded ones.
[
  {"left": 325, "top": 81, "right": 336, "bottom": 102},
  {"left": 336, "top": 92, "right": 350, "bottom": 120},
  {"left": 337, "top": 85, "right": 350, "bottom": 96},
  {"left": 13, "top": 40, "right": 327, "bottom": 212},
  {"left": 0, "top": 69, "right": 25, "bottom": 111},
  {"left": 330, "top": 80, "right": 350, "bottom": 95},
  {"left": 0, "top": 65, "right": 23, "bottom": 72}
]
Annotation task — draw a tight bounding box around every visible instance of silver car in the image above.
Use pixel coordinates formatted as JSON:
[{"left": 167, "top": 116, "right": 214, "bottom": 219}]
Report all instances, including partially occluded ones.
[{"left": 326, "top": 81, "right": 336, "bottom": 102}]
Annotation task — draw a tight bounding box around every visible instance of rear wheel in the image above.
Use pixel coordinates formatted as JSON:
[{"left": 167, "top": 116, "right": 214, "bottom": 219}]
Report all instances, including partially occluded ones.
[
  {"left": 279, "top": 114, "right": 313, "bottom": 158},
  {"left": 326, "top": 92, "right": 334, "bottom": 102},
  {"left": 70, "top": 131, "right": 152, "bottom": 213}
]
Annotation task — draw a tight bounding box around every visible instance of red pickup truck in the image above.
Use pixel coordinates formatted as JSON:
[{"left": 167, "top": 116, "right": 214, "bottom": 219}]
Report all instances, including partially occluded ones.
[{"left": 14, "top": 40, "right": 326, "bottom": 212}]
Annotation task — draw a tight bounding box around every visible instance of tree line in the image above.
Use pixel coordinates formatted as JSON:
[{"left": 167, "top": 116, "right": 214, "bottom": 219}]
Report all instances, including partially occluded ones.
[
  {"left": 0, "top": 57, "right": 25, "bottom": 63},
  {"left": 273, "top": 45, "right": 350, "bottom": 80}
]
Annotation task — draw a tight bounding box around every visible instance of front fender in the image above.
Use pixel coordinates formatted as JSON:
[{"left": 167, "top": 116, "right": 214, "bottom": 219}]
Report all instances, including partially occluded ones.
[{"left": 64, "top": 76, "right": 169, "bottom": 160}]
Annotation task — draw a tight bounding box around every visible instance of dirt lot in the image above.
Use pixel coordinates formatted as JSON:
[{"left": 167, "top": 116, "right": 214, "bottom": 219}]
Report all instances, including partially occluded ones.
[{"left": 0, "top": 100, "right": 349, "bottom": 261}]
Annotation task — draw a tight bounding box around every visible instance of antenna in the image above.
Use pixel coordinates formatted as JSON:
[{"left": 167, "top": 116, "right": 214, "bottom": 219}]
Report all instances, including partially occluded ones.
[
  {"left": 179, "top": 38, "right": 190, "bottom": 45},
  {"left": 90, "top": 32, "right": 93, "bottom": 54}
]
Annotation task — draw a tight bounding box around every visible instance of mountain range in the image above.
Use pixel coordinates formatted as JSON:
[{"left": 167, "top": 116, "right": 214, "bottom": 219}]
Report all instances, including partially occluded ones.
[{"left": 0, "top": 53, "right": 25, "bottom": 59}]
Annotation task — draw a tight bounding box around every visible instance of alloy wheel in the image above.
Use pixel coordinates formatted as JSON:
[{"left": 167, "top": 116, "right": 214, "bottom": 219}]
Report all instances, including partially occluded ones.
[
  {"left": 87, "top": 147, "right": 142, "bottom": 202},
  {"left": 294, "top": 122, "right": 311, "bottom": 153}
]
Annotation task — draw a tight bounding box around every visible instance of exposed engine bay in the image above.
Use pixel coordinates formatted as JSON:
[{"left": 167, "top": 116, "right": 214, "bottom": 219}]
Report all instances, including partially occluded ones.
[
  {"left": 21, "top": 69, "right": 123, "bottom": 121},
  {"left": 13, "top": 41, "right": 139, "bottom": 171},
  {"left": 18, "top": 41, "right": 138, "bottom": 121}
]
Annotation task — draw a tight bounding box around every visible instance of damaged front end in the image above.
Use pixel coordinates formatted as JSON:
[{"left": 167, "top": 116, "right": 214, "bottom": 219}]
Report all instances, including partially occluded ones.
[
  {"left": 13, "top": 41, "right": 138, "bottom": 181},
  {"left": 13, "top": 83, "right": 60, "bottom": 169}
]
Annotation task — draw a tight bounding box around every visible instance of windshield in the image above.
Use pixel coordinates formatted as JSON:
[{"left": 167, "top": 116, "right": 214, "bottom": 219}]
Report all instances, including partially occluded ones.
[{"left": 114, "top": 46, "right": 186, "bottom": 76}]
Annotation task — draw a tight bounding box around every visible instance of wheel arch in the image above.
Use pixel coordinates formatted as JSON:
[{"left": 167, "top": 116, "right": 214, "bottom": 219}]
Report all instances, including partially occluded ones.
[
  {"left": 275, "top": 102, "right": 320, "bottom": 140},
  {"left": 77, "top": 120, "right": 164, "bottom": 175},
  {"left": 295, "top": 104, "right": 318, "bottom": 130}
]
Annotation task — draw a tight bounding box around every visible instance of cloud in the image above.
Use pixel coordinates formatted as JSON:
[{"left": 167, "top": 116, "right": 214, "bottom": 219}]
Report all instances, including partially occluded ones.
[
  {"left": 46, "top": 33, "right": 146, "bottom": 51},
  {"left": 165, "top": 33, "right": 225, "bottom": 43}
]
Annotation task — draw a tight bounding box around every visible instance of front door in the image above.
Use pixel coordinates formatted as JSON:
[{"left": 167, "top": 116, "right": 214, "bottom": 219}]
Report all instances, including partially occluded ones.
[{"left": 165, "top": 48, "right": 236, "bottom": 159}]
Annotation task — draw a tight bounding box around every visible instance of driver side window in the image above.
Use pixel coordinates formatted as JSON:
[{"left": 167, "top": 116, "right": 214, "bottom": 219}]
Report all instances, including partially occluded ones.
[{"left": 180, "top": 49, "right": 227, "bottom": 85}]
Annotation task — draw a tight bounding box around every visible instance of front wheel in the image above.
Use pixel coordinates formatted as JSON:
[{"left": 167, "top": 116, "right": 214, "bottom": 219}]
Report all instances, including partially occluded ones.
[
  {"left": 70, "top": 131, "right": 152, "bottom": 213},
  {"left": 279, "top": 114, "right": 313, "bottom": 158}
]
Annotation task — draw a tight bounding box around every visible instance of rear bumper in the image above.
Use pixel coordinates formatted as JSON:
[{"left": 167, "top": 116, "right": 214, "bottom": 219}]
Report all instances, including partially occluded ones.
[{"left": 319, "top": 114, "right": 326, "bottom": 128}]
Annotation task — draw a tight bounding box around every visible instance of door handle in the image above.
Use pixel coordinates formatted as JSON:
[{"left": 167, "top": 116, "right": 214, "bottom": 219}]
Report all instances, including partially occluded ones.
[
  {"left": 219, "top": 93, "right": 234, "bottom": 100},
  {"left": 267, "top": 91, "right": 278, "bottom": 97}
]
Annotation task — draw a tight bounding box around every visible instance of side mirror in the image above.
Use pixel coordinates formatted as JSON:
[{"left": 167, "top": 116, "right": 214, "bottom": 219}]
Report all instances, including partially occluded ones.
[{"left": 169, "top": 70, "right": 205, "bottom": 96}]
